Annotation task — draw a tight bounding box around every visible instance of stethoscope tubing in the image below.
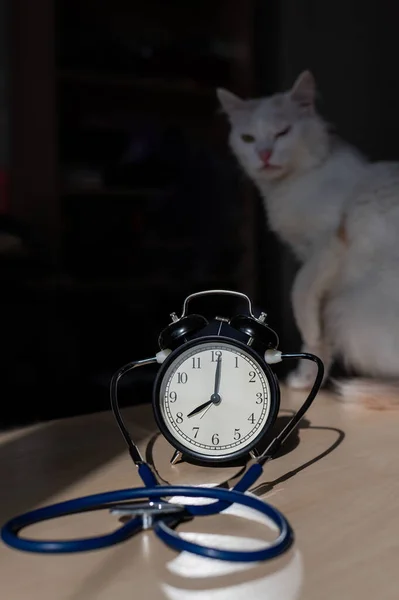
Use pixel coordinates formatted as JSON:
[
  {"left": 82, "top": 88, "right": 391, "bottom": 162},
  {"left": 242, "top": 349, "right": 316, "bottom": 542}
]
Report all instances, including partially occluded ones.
[
  {"left": 1, "top": 485, "right": 293, "bottom": 562},
  {"left": 1, "top": 346, "right": 322, "bottom": 563}
]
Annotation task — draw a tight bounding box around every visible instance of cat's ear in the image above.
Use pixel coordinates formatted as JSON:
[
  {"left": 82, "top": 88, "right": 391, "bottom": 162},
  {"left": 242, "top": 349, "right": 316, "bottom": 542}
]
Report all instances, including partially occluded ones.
[
  {"left": 216, "top": 88, "right": 245, "bottom": 116},
  {"left": 290, "top": 70, "right": 316, "bottom": 113}
]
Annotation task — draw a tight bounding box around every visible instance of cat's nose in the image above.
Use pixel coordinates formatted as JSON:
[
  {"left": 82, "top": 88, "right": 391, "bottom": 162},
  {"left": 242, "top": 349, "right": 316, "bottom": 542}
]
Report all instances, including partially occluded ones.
[{"left": 258, "top": 149, "right": 272, "bottom": 165}]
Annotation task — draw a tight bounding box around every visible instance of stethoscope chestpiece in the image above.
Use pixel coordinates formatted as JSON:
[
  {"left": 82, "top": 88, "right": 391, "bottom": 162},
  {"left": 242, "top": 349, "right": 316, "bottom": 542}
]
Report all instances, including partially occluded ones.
[{"left": 109, "top": 500, "right": 188, "bottom": 530}]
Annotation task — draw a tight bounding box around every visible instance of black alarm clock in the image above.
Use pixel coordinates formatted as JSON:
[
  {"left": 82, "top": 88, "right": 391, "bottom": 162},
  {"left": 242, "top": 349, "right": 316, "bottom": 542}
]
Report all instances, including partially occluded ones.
[{"left": 152, "top": 289, "right": 284, "bottom": 465}]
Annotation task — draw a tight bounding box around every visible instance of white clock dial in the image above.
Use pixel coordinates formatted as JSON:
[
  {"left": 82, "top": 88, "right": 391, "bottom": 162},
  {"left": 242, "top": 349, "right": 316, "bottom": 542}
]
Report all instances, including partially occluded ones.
[{"left": 158, "top": 340, "right": 272, "bottom": 459}]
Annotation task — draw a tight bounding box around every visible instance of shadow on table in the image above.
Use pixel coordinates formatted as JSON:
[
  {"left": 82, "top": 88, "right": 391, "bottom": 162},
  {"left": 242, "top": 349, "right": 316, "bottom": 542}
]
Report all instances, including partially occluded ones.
[
  {"left": 144, "top": 408, "right": 345, "bottom": 493},
  {"left": 0, "top": 405, "right": 153, "bottom": 521},
  {"left": 251, "top": 414, "right": 345, "bottom": 497}
]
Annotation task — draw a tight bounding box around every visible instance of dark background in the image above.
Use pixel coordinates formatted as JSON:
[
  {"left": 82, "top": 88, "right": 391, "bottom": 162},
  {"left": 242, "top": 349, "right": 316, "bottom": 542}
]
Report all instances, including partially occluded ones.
[{"left": 1, "top": 0, "right": 398, "bottom": 427}]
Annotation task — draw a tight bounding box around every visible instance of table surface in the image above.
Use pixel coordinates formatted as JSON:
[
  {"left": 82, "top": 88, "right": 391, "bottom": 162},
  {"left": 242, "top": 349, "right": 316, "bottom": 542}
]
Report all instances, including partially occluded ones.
[{"left": 1, "top": 386, "right": 398, "bottom": 600}]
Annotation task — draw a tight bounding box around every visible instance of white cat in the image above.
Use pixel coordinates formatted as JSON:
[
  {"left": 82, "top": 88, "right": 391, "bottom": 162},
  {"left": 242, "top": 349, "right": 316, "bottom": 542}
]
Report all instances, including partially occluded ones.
[{"left": 217, "top": 71, "right": 399, "bottom": 410}]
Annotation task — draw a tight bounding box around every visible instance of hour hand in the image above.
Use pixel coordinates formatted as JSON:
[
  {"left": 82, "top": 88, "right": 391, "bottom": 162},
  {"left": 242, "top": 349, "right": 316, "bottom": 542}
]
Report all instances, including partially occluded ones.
[{"left": 187, "top": 399, "right": 213, "bottom": 418}]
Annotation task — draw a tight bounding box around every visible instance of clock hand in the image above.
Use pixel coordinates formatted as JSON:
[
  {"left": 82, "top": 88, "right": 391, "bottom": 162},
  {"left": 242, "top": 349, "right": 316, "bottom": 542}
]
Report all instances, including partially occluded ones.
[
  {"left": 187, "top": 398, "right": 214, "bottom": 418},
  {"left": 200, "top": 402, "right": 213, "bottom": 419},
  {"left": 213, "top": 354, "right": 222, "bottom": 400},
  {"left": 203, "top": 355, "right": 223, "bottom": 416}
]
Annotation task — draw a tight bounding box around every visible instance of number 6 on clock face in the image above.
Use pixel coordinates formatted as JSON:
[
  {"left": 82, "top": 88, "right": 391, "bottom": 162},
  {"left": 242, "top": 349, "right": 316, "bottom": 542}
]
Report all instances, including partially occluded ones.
[{"left": 152, "top": 337, "right": 280, "bottom": 464}]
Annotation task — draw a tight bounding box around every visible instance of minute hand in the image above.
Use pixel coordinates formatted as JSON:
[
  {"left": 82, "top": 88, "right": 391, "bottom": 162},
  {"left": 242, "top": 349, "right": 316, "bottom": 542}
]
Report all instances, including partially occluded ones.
[{"left": 213, "top": 354, "right": 222, "bottom": 397}]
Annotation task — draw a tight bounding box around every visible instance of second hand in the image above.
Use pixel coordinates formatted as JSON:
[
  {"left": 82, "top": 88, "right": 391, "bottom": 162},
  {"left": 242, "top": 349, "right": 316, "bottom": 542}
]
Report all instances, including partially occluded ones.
[{"left": 200, "top": 403, "right": 213, "bottom": 419}]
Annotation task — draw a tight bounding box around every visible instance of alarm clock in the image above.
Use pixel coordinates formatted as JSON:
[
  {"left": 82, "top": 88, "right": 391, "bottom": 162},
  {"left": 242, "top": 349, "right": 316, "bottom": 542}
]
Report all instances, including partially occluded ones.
[{"left": 152, "top": 289, "right": 283, "bottom": 465}]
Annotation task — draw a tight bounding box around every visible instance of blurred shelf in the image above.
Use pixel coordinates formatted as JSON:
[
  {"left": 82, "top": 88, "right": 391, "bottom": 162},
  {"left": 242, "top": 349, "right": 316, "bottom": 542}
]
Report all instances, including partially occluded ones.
[
  {"left": 11, "top": 273, "right": 231, "bottom": 293},
  {"left": 61, "top": 187, "right": 171, "bottom": 198},
  {"left": 57, "top": 70, "right": 215, "bottom": 97},
  {"left": 9, "top": 274, "right": 166, "bottom": 293}
]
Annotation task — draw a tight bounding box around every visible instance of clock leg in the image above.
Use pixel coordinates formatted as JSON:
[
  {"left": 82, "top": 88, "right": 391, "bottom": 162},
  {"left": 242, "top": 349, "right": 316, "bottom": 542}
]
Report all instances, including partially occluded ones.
[
  {"left": 170, "top": 450, "right": 184, "bottom": 465},
  {"left": 249, "top": 449, "right": 259, "bottom": 459}
]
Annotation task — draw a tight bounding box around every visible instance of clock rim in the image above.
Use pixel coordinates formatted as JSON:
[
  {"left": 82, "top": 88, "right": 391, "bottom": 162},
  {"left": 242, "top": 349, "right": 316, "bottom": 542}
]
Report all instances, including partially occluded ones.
[{"left": 152, "top": 335, "right": 280, "bottom": 464}]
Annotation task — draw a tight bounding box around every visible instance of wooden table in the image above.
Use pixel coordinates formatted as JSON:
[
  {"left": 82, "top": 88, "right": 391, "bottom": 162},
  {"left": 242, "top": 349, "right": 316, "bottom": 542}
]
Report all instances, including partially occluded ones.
[{"left": 1, "top": 386, "right": 398, "bottom": 600}]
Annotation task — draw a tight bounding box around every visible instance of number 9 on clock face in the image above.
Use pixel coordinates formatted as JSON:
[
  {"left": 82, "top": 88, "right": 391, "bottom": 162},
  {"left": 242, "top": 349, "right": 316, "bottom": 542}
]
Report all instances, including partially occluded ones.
[{"left": 153, "top": 337, "right": 280, "bottom": 463}]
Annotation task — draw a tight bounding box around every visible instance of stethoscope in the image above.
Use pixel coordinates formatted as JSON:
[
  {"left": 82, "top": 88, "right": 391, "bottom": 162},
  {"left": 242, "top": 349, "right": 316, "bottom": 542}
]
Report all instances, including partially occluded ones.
[{"left": 1, "top": 311, "right": 324, "bottom": 564}]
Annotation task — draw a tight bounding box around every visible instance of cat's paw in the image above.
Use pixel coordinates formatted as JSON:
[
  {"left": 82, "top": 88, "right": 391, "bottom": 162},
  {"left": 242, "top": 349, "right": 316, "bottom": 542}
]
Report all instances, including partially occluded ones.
[{"left": 286, "top": 369, "right": 314, "bottom": 390}]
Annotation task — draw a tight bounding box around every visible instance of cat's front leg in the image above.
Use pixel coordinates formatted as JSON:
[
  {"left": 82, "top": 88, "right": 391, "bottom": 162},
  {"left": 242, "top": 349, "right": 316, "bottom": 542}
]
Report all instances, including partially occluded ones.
[{"left": 286, "top": 237, "right": 344, "bottom": 389}]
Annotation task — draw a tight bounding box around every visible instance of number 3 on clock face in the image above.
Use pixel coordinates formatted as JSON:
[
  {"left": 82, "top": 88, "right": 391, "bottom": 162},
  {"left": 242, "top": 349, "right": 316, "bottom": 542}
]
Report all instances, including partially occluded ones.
[{"left": 152, "top": 337, "right": 280, "bottom": 463}]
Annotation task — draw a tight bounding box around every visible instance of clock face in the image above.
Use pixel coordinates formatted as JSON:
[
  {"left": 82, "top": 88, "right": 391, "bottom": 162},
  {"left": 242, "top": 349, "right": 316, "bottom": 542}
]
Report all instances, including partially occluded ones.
[{"left": 153, "top": 338, "right": 278, "bottom": 462}]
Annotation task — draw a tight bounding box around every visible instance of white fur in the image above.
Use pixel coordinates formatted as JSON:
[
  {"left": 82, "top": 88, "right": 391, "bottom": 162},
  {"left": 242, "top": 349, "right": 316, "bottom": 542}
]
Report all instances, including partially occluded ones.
[{"left": 217, "top": 71, "right": 399, "bottom": 409}]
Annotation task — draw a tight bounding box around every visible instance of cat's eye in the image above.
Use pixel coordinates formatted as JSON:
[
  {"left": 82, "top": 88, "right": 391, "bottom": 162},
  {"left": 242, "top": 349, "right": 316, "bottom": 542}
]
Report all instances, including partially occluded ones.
[
  {"left": 275, "top": 126, "right": 291, "bottom": 138},
  {"left": 241, "top": 134, "right": 255, "bottom": 143}
]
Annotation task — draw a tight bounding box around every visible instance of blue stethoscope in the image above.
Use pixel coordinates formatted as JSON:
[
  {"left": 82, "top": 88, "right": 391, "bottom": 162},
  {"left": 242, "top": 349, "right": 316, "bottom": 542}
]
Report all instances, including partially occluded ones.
[{"left": 1, "top": 347, "right": 323, "bottom": 563}]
